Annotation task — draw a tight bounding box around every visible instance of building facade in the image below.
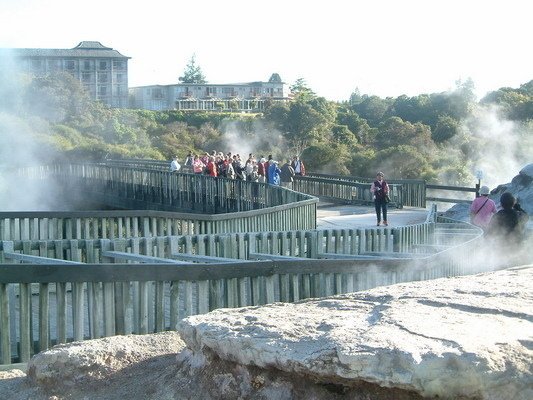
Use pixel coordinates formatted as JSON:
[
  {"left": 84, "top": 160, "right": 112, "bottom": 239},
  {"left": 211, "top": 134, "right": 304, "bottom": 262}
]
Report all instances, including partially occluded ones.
[
  {"left": 3, "top": 41, "right": 130, "bottom": 108},
  {"left": 129, "top": 78, "right": 291, "bottom": 112}
]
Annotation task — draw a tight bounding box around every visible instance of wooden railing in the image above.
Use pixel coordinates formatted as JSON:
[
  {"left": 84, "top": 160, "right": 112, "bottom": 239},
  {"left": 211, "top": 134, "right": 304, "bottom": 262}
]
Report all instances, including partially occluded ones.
[
  {"left": 0, "top": 161, "right": 489, "bottom": 366},
  {"left": 0, "top": 212, "right": 493, "bottom": 365},
  {"left": 301, "top": 172, "right": 427, "bottom": 208},
  {"left": 15, "top": 164, "right": 318, "bottom": 235}
]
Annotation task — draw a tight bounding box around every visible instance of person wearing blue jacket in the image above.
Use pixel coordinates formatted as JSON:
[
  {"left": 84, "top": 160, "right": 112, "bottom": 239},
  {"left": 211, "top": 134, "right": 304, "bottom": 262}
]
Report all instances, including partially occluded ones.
[{"left": 267, "top": 160, "right": 281, "bottom": 185}]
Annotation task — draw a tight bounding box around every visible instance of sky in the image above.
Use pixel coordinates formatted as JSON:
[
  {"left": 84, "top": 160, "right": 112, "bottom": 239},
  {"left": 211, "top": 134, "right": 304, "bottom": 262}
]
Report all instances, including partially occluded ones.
[{"left": 1, "top": 0, "right": 532, "bottom": 101}]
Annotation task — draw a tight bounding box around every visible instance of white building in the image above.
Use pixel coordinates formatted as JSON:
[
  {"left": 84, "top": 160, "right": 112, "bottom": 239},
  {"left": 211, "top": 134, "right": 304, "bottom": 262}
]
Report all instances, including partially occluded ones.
[
  {"left": 129, "top": 77, "right": 291, "bottom": 112},
  {"left": 1, "top": 41, "right": 130, "bottom": 108}
]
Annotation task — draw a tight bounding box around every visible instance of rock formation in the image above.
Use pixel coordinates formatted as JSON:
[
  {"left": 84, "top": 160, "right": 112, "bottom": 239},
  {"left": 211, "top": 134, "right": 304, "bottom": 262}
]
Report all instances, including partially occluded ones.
[
  {"left": 1, "top": 265, "right": 531, "bottom": 399},
  {"left": 445, "top": 163, "right": 533, "bottom": 222}
]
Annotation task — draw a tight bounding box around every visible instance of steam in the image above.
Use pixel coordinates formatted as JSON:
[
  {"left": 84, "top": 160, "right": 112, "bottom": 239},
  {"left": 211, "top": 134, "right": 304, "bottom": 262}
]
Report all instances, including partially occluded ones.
[
  {"left": 462, "top": 103, "right": 532, "bottom": 191},
  {"left": 0, "top": 51, "right": 62, "bottom": 210},
  {"left": 219, "top": 118, "right": 286, "bottom": 161}
]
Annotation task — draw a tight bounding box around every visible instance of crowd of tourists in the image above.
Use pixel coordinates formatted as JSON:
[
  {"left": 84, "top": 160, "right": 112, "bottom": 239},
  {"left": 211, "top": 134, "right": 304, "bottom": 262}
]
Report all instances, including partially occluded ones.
[{"left": 169, "top": 151, "right": 306, "bottom": 187}]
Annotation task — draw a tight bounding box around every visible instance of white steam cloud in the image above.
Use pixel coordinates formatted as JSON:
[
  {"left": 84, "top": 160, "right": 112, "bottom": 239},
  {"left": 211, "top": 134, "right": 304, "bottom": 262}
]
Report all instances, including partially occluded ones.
[
  {"left": 464, "top": 104, "right": 531, "bottom": 190},
  {"left": 219, "top": 119, "right": 287, "bottom": 162},
  {"left": 0, "top": 51, "right": 62, "bottom": 211}
]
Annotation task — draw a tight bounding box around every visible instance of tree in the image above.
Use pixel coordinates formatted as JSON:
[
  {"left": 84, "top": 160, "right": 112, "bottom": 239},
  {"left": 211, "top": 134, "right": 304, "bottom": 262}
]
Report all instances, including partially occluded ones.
[
  {"left": 374, "top": 145, "right": 433, "bottom": 179},
  {"left": 352, "top": 95, "right": 392, "bottom": 127},
  {"left": 179, "top": 55, "right": 207, "bottom": 84},
  {"left": 348, "top": 88, "right": 363, "bottom": 106},
  {"left": 432, "top": 115, "right": 460, "bottom": 143},
  {"left": 374, "top": 117, "right": 434, "bottom": 154},
  {"left": 23, "top": 72, "right": 93, "bottom": 124},
  {"left": 337, "top": 108, "right": 374, "bottom": 145},
  {"left": 301, "top": 142, "right": 350, "bottom": 174},
  {"left": 290, "top": 78, "right": 316, "bottom": 102}
]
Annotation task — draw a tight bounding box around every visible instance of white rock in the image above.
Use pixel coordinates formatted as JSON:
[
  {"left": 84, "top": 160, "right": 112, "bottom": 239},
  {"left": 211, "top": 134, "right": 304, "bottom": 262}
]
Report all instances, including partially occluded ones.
[
  {"left": 27, "top": 331, "right": 184, "bottom": 387},
  {"left": 178, "top": 266, "right": 533, "bottom": 400}
]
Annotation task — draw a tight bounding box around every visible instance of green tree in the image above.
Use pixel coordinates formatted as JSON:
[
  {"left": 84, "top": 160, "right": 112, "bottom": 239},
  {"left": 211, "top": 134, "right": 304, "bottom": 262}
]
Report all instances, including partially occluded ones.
[
  {"left": 432, "top": 115, "right": 460, "bottom": 143},
  {"left": 374, "top": 117, "right": 434, "bottom": 154},
  {"left": 481, "top": 88, "right": 532, "bottom": 121},
  {"left": 179, "top": 54, "right": 207, "bottom": 84},
  {"left": 391, "top": 94, "right": 432, "bottom": 125},
  {"left": 301, "top": 142, "right": 350, "bottom": 174},
  {"left": 352, "top": 95, "right": 392, "bottom": 127},
  {"left": 331, "top": 124, "right": 357, "bottom": 147},
  {"left": 337, "top": 108, "right": 374, "bottom": 145},
  {"left": 23, "top": 71, "right": 93, "bottom": 124},
  {"left": 290, "top": 78, "right": 316, "bottom": 102},
  {"left": 284, "top": 101, "right": 327, "bottom": 154},
  {"left": 374, "top": 145, "right": 433, "bottom": 179}
]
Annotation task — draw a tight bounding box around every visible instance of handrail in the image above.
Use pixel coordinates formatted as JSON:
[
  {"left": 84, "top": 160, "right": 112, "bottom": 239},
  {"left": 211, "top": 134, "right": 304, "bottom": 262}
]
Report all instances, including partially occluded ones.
[
  {"left": 0, "top": 218, "right": 490, "bottom": 365},
  {"left": 0, "top": 161, "right": 490, "bottom": 366}
]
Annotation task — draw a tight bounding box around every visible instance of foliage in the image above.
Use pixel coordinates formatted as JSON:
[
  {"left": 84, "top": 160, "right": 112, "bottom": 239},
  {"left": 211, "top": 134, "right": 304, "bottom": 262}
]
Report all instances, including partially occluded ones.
[
  {"left": 290, "top": 78, "right": 316, "bottom": 102},
  {"left": 9, "top": 72, "right": 532, "bottom": 185},
  {"left": 178, "top": 55, "right": 207, "bottom": 84},
  {"left": 301, "top": 142, "right": 350, "bottom": 175}
]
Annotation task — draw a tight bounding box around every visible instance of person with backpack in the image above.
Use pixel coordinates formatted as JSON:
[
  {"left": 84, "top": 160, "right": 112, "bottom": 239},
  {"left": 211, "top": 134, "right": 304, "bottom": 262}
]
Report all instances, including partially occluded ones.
[{"left": 486, "top": 192, "right": 529, "bottom": 247}]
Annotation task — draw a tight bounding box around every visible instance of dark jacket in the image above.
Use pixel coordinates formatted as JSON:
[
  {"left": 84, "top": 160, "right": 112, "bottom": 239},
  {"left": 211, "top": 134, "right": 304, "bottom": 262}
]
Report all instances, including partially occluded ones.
[
  {"left": 280, "top": 163, "right": 295, "bottom": 183},
  {"left": 486, "top": 208, "right": 529, "bottom": 244}
]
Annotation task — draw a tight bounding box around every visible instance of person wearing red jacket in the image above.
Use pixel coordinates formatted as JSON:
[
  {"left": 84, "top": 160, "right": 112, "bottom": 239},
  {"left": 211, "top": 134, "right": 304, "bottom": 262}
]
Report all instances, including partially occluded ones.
[{"left": 206, "top": 156, "right": 217, "bottom": 177}]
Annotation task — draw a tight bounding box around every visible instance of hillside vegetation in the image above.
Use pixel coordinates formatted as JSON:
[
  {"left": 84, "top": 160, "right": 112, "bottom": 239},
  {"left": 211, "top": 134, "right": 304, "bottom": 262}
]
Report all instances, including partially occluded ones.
[{"left": 5, "top": 72, "right": 532, "bottom": 185}]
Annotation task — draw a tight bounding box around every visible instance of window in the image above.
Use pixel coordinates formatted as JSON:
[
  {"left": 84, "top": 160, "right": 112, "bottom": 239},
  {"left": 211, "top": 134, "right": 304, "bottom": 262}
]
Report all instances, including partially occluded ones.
[
  {"left": 82, "top": 72, "right": 92, "bottom": 82},
  {"left": 113, "top": 60, "right": 124, "bottom": 69},
  {"left": 99, "top": 61, "right": 108, "bottom": 70},
  {"left": 31, "top": 59, "right": 42, "bottom": 70},
  {"left": 83, "top": 60, "right": 91, "bottom": 70},
  {"left": 98, "top": 86, "right": 107, "bottom": 96},
  {"left": 116, "top": 74, "right": 124, "bottom": 83},
  {"left": 65, "top": 60, "right": 75, "bottom": 70},
  {"left": 47, "top": 60, "right": 61, "bottom": 71},
  {"left": 152, "top": 88, "right": 163, "bottom": 99},
  {"left": 98, "top": 72, "right": 108, "bottom": 83}
]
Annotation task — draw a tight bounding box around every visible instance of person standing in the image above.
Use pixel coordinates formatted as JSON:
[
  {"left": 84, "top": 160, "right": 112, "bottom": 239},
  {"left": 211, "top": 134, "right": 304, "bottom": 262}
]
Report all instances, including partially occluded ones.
[
  {"left": 267, "top": 160, "right": 281, "bottom": 186},
  {"left": 280, "top": 159, "right": 295, "bottom": 188},
  {"left": 169, "top": 156, "right": 181, "bottom": 172},
  {"left": 370, "top": 171, "right": 389, "bottom": 226},
  {"left": 206, "top": 156, "right": 217, "bottom": 177},
  {"left": 257, "top": 157, "right": 267, "bottom": 183},
  {"left": 469, "top": 185, "right": 497, "bottom": 230},
  {"left": 192, "top": 155, "right": 205, "bottom": 174},
  {"left": 486, "top": 192, "right": 529, "bottom": 247},
  {"left": 291, "top": 155, "right": 306, "bottom": 176}
]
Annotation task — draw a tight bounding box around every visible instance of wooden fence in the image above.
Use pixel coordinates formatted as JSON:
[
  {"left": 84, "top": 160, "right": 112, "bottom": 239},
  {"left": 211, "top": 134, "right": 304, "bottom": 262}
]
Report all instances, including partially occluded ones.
[
  {"left": 14, "top": 165, "right": 318, "bottom": 235},
  {"left": 0, "top": 210, "right": 493, "bottom": 365},
  {"left": 301, "top": 172, "right": 429, "bottom": 208}
]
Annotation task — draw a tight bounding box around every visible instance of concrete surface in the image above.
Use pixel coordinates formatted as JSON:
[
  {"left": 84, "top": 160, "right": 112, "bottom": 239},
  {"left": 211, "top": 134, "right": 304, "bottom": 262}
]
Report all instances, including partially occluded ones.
[{"left": 316, "top": 202, "right": 429, "bottom": 229}]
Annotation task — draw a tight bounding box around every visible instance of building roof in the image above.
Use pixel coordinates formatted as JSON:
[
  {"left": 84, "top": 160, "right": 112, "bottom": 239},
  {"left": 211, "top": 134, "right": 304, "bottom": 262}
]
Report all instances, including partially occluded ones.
[
  {"left": 3, "top": 41, "right": 130, "bottom": 59},
  {"left": 131, "top": 81, "right": 287, "bottom": 90}
]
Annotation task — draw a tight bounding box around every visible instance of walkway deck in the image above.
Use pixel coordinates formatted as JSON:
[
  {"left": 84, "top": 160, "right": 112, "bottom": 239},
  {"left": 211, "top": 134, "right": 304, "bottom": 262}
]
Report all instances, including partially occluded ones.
[{"left": 317, "top": 201, "right": 429, "bottom": 229}]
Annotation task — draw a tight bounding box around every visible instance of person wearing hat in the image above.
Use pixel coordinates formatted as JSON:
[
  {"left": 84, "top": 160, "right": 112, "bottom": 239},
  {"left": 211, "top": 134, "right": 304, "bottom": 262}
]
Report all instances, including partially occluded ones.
[{"left": 469, "top": 185, "right": 497, "bottom": 230}]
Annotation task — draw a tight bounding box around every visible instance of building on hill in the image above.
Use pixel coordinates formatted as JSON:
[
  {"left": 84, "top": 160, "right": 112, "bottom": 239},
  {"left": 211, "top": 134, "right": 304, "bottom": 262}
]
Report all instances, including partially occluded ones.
[
  {"left": 2, "top": 41, "right": 130, "bottom": 108},
  {"left": 129, "top": 77, "right": 291, "bottom": 112}
]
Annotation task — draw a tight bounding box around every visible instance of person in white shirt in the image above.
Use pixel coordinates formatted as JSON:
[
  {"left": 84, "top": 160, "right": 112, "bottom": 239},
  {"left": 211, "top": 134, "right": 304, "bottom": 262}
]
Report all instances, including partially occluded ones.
[{"left": 170, "top": 157, "right": 181, "bottom": 172}]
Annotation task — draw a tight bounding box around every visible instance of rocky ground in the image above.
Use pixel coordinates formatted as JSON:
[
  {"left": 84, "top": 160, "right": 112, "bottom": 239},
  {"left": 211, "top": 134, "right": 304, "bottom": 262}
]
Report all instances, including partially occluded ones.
[{"left": 1, "top": 266, "right": 531, "bottom": 400}]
